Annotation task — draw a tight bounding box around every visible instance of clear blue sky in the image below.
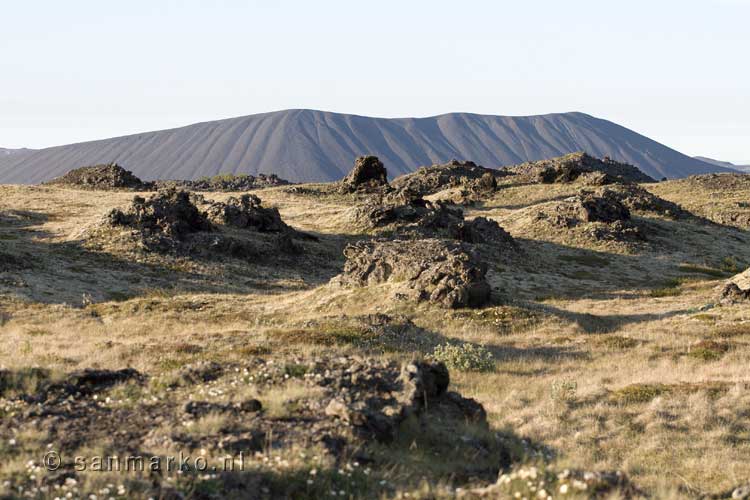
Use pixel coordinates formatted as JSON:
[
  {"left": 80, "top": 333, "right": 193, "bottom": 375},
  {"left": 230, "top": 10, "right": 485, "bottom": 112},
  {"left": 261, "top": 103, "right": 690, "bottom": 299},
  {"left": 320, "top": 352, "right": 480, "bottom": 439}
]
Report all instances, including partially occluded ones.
[{"left": 1, "top": 0, "right": 748, "bottom": 162}]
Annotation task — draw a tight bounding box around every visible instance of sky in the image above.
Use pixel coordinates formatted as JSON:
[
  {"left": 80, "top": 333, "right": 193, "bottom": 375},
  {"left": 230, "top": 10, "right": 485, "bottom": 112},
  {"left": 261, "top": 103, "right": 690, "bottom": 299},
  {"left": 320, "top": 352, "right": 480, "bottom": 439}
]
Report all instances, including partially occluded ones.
[{"left": 1, "top": 0, "right": 748, "bottom": 162}]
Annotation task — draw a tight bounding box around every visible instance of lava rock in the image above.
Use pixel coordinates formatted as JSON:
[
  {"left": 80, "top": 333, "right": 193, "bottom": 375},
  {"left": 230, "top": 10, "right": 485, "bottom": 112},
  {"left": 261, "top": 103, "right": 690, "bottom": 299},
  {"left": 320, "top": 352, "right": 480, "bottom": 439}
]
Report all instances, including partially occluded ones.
[
  {"left": 335, "top": 238, "right": 491, "bottom": 308},
  {"left": 45, "top": 163, "right": 153, "bottom": 191},
  {"left": 340, "top": 156, "right": 388, "bottom": 191}
]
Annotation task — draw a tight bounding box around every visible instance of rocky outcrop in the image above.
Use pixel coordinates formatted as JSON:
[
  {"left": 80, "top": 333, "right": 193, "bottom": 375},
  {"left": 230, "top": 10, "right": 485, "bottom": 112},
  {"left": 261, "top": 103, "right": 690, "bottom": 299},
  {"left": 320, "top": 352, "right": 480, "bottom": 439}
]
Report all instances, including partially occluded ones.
[
  {"left": 335, "top": 238, "right": 492, "bottom": 308},
  {"left": 719, "top": 268, "right": 750, "bottom": 304},
  {"left": 541, "top": 190, "right": 632, "bottom": 227},
  {"left": 155, "top": 173, "right": 290, "bottom": 192},
  {"left": 104, "top": 188, "right": 212, "bottom": 252},
  {"left": 390, "top": 160, "right": 504, "bottom": 199},
  {"left": 595, "top": 184, "right": 686, "bottom": 218},
  {"left": 195, "top": 193, "right": 290, "bottom": 232},
  {"left": 45, "top": 163, "right": 152, "bottom": 190},
  {"left": 506, "top": 152, "right": 656, "bottom": 185},
  {"left": 530, "top": 190, "right": 644, "bottom": 243},
  {"left": 348, "top": 193, "right": 514, "bottom": 246},
  {"left": 340, "top": 156, "right": 389, "bottom": 192},
  {"left": 97, "top": 188, "right": 298, "bottom": 256}
]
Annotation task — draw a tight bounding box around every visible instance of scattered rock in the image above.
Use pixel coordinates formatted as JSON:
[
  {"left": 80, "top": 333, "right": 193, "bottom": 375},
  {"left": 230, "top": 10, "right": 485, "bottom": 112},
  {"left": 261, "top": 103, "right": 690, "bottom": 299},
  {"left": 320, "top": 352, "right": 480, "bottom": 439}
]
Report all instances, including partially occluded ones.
[
  {"left": 45, "top": 163, "right": 152, "bottom": 190},
  {"left": 183, "top": 399, "right": 262, "bottom": 417},
  {"left": 334, "top": 238, "right": 492, "bottom": 308},
  {"left": 155, "top": 173, "right": 291, "bottom": 192},
  {"left": 506, "top": 152, "right": 656, "bottom": 184},
  {"left": 174, "top": 361, "right": 223, "bottom": 387},
  {"left": 340, "top": 156, "right": 389, "bottom": 192},
  {"left": 33, "top": 368, "right": 144, "bottom": 403}
]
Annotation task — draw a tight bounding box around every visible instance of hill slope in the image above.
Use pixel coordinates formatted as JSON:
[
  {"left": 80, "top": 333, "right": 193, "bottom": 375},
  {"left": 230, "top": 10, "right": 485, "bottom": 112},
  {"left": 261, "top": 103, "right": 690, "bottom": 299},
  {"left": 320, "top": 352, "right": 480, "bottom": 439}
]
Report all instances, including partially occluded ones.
[
  {"left": 695, "top": 156, "right": 749, "bottom": 173},
  {"left": 0, "top": 110, "right": 730, "bottom": 184}
]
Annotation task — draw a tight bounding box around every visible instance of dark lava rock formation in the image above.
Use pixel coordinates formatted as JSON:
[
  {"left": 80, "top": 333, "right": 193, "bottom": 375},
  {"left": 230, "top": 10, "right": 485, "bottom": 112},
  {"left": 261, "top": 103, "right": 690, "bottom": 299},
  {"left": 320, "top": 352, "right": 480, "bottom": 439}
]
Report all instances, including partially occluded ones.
[
  {"left": 596, "top": 184, "right": 686, "bottom": 218},
  {"left": 340, "top": 156, "right": 389, "bottom": 192},
  {"left": 45, "top": 163, "right": 152, "bottom": 191},
  {"left": 390, "top": 159, "right": 504, "bottom": 199},
  {"left": 99, "top": 188, "right": 297, "bottom": 256},
  {"left": 335, "top": 238, "right": 491, "bottom": 308},
  {"left": 0, "top": 357, "right": 490, "bottom": 486},
  {"left": 506, "top": 152, "right": 656, "bottom": 185},
  {"left": 155, "top": 173, "right": 290, "bottom": 192},
  {"left": 533, "top": 189, "right": 644, "bottom": 243},
  {"left": 194, "top": 193, "right": 291, "bottom": 232},
  {"left": 349, "top": 192, "right": 514, "bottom": 246}
]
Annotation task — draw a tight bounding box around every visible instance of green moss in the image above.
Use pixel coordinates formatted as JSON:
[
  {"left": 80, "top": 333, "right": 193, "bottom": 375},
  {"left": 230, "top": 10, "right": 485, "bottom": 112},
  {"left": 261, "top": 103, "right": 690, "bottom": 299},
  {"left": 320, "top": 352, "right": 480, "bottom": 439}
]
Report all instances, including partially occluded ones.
[
  {"left": 597, "top": 335, "right": 639, "bottom": 350},
  {"left": 688, "top": 340, "right": 731, "bottom": 361},
  {"left": 610, "top": 383, "right": 671, "bottom": 404}
]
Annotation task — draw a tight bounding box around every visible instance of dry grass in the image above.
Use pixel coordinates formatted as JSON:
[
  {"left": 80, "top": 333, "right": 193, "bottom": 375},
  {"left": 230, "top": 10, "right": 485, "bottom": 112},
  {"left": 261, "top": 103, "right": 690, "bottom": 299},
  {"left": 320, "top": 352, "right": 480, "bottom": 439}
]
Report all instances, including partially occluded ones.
[{"left": 2, "top": 179, "right": 750, "bottom": 497}]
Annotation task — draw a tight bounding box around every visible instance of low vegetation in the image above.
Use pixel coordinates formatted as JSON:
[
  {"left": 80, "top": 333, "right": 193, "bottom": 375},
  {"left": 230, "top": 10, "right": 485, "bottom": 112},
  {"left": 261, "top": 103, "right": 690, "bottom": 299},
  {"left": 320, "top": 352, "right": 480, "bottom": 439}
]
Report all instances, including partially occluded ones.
[{"left": 1, "top": 155, "right": 750, "bottom": 498}]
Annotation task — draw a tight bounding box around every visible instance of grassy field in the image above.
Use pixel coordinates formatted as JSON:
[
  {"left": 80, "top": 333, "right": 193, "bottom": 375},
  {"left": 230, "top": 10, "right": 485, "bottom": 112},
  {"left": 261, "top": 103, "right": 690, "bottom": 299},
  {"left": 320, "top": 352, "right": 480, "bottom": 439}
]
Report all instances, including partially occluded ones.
[{"left": 1, "top": 174, "right": 749, "bottom": 499}]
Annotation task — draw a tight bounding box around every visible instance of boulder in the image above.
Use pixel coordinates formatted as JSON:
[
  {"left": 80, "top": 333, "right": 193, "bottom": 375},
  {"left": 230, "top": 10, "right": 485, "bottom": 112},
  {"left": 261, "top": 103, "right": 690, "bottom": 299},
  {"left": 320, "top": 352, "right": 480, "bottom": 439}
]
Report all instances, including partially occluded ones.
[
  {"left": 577, "top": 190, "right": 632, "bottom": 223},
  {"left": 340, "top": 156, "right": 388, "bottom": 191},
  {"left": 335, "top": 238, "right": 492, "bottom": 308}
]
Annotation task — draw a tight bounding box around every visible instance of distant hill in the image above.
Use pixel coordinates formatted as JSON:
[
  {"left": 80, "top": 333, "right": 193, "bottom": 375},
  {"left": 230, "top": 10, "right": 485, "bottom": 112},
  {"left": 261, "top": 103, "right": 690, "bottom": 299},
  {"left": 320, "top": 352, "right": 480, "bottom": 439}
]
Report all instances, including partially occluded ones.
[
  {"left": 0, "top": 147, "right": 34, "bottom": 158},
  {"left": 0, "top": 110, "right": 733, "bottom": 184},
  {"left": 694, "top": 156, "right": 749, "bottom": 173}
]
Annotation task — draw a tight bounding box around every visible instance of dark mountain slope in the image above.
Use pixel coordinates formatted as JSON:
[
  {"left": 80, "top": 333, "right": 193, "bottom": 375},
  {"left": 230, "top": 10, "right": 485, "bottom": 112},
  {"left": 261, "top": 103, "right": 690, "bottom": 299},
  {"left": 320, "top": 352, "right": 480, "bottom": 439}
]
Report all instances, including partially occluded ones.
[{"left": 0, "top": 110, "right": 730, "bottom": 184}]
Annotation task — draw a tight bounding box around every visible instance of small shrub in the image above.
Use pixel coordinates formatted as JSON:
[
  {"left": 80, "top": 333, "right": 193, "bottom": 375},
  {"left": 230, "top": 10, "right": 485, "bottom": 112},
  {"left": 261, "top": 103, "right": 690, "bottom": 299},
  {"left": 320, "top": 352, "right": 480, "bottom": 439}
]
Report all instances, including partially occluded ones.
[
  {"left": 431, "top": 343, "right": 495, "bottom": 372},
  {"left": 713, "top": 324, "right": 750, "bottom": 338},
  {"left": 598, "top": 335, "right": 639, "bottom": 350},
  {"left": 610, "top": 383, "right": 670, "bottom": 404},
  {"left": 688, "top": 340, "right": 731, "bottom": 361},
  {"left": 283, "top": 363, "right": 308, "bottom": 378},
  {"left": 550, "top": 379, "right": 578, "bottom": 403},
  {"left": 720, "top": 256, "right": 739, "bottom": 273}
]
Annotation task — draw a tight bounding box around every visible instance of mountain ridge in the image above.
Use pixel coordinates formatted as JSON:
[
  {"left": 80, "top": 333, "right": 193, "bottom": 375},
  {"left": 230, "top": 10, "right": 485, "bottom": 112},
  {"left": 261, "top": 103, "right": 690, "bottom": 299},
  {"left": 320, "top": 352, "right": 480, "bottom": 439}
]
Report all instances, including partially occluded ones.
[{"left": 0, "top": 109, "right": 732, "bottom": 184}]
